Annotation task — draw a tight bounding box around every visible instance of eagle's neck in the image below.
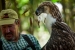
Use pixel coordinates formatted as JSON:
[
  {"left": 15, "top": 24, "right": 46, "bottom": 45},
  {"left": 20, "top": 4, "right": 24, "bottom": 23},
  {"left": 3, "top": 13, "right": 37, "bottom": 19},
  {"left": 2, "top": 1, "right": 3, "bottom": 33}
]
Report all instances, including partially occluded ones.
[{"left": 44, "top": 14, "right": 56, "bottom": 34}]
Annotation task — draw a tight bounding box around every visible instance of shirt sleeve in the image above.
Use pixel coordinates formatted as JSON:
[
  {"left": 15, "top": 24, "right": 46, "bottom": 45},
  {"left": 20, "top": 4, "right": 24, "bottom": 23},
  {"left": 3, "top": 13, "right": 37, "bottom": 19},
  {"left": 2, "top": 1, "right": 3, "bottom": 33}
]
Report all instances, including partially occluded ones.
[{"left": 27, "top": 34, "right": 41, "bottom": 50}]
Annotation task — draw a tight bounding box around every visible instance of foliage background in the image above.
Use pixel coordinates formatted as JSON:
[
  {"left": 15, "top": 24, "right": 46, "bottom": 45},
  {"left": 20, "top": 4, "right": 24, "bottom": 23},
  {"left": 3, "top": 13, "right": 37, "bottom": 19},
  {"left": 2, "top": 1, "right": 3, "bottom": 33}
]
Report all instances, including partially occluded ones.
[{"left": 0, "top": 0, "right": 75, "bottom": 47}]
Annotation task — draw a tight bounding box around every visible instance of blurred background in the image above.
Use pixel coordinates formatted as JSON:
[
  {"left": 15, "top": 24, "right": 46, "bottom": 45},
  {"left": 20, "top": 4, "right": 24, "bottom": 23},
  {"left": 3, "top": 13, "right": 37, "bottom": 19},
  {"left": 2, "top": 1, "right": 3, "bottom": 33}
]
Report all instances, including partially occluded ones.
[{"left": 0, "top": 0, "right": 75, "bottom": 47}]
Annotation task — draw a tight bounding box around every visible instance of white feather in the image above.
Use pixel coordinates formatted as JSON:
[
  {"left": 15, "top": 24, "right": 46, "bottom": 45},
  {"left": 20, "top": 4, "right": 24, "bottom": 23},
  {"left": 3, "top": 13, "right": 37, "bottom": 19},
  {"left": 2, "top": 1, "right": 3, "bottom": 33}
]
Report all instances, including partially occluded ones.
[
  {"left": 37, "top": 13, "right": 47, "bottom": 23},
  {"left": 45, "top": 14, "right": 56, "bottom": 34},
  {"left": 37, "top": 13, "right": 56, "bottom": 34}
]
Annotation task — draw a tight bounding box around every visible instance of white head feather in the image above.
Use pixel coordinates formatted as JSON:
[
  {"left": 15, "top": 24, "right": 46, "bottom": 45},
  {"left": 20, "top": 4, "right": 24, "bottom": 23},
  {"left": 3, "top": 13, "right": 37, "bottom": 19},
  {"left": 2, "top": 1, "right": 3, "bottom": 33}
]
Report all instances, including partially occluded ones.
[{"left": 37, "top": 13, "right": 56, "bottom": 33}]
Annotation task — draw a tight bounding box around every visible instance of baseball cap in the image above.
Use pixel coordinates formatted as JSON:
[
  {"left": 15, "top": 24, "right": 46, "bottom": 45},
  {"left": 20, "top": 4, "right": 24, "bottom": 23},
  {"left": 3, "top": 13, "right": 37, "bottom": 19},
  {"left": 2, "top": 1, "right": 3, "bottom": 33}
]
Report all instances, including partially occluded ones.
[{"left": 0, "top": 9, "right": 18, "bottom": 25}]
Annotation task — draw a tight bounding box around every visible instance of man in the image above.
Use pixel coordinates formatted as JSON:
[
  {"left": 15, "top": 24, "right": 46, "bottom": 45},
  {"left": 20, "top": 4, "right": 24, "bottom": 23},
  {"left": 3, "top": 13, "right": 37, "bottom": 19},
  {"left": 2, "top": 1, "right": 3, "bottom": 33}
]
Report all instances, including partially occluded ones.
[{"left": 0, "top": 9, "right": 41, "bottom": 50}]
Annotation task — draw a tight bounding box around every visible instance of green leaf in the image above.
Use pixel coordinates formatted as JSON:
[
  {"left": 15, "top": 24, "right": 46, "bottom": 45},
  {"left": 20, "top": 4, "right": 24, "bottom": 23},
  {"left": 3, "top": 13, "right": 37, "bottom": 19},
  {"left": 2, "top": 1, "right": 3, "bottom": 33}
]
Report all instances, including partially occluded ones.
[{"left": 52, "top": 0, "right": 58, "bottom": 3}]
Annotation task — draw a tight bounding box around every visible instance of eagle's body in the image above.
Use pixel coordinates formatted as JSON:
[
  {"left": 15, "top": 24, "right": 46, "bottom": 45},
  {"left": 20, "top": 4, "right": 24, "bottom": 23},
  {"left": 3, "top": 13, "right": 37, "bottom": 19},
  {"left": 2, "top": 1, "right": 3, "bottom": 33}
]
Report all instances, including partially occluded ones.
[
  {"left": 42, "top": 21, "right": 75, "bottom": 50},
  {"left": 35, "top": 1, "right": 75, "bottom": 50}
]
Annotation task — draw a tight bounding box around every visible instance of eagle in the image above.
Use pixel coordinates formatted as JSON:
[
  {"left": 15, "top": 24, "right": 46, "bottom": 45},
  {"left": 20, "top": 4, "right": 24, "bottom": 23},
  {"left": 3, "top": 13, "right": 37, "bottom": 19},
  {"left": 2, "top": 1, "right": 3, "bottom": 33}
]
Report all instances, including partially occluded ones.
[{"left": 35, "top": 1, "right": 75, "bottom": 50}]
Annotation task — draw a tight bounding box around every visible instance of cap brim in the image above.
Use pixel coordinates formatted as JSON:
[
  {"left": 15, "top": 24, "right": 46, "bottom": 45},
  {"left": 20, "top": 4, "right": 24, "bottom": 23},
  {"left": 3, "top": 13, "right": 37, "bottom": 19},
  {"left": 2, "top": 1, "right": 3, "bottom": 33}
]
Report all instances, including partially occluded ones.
[{"left": 0, "top": 19, "right": 15, "bottom": 25}]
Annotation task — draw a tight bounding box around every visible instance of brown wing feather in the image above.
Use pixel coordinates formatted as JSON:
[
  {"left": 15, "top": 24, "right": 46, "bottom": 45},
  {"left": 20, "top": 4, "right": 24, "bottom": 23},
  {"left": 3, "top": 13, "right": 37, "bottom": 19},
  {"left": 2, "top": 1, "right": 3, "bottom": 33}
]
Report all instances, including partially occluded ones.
[{"left": 42, "top": 22, "right": 75, "bottom": 50}]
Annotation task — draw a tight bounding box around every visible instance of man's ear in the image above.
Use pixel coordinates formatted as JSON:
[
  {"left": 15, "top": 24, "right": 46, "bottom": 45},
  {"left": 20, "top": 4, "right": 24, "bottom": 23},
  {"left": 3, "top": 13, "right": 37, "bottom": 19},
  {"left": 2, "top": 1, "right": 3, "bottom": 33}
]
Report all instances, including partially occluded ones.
[{"left": 15, "top": 19, "right": 20, "bottom": 26}]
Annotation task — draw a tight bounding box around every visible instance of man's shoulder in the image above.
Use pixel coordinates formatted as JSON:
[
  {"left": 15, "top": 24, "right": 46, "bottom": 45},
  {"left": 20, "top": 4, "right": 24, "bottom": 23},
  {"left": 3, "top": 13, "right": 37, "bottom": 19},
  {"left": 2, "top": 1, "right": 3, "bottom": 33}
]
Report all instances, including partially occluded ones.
[
  {"left": 21, "top": 34, "right": 36, "bottom": 40},
  {"left": 21, "top": 34, "right": 38, "bottom": 43},
  {"left": 22, "top": 34, "right": 41, "bottom": 50},
  {"left": 21, "top": 34, "right": 37, "bottom": 50}
]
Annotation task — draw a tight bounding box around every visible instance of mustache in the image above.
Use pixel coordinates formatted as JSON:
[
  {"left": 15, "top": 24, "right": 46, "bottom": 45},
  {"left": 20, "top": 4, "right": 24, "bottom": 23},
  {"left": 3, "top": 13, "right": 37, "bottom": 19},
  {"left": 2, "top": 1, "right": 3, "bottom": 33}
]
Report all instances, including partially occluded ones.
[{"left": 5, "top": 32, "right": 13, "bottom": 35}]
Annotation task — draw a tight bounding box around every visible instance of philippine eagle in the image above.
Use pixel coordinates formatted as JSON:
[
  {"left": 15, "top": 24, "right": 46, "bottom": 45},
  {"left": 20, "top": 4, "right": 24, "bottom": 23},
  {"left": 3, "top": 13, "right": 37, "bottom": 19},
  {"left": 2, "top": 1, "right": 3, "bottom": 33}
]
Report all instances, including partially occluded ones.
[{"left": 35, "top": 1, "right": 75, "bottom": 50}]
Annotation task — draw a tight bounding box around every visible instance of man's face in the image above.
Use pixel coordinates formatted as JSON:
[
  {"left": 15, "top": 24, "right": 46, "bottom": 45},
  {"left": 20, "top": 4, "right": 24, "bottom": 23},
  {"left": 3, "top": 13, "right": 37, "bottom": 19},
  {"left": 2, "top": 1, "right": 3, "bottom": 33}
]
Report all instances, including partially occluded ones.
[{"left": 0, "top": 23, "right": 19, "bottom": 41}]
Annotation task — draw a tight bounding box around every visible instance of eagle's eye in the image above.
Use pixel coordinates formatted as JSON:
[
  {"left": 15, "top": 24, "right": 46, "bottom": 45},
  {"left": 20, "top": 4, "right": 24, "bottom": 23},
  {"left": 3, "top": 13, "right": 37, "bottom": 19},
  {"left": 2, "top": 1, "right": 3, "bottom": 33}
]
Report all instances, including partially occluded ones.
[{"left": 35, "top": 6, "right": 44, "bottom": 16}]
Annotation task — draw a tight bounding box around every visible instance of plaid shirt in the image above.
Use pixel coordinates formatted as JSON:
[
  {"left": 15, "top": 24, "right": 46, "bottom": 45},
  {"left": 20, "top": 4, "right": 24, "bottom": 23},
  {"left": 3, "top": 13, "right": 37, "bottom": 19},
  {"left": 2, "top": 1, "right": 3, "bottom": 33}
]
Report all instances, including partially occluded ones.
[{"left": 1, "top": 34, "right": 41, "bottom": 50}]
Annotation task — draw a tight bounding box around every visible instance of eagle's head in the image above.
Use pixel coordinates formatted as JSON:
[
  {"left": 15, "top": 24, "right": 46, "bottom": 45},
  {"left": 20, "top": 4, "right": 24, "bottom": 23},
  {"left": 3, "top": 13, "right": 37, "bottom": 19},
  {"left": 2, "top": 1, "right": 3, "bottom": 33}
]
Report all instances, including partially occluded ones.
[{"left": 35, "top": 1, "right": 63, "bottom": 26}]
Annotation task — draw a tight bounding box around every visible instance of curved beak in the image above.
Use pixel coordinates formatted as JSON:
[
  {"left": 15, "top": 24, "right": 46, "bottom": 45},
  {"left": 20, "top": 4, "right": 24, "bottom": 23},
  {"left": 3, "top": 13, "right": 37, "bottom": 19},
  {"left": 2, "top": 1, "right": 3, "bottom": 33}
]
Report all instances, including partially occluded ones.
[{"left": 34, "top": 13, "right": 40, "bottom": 28}]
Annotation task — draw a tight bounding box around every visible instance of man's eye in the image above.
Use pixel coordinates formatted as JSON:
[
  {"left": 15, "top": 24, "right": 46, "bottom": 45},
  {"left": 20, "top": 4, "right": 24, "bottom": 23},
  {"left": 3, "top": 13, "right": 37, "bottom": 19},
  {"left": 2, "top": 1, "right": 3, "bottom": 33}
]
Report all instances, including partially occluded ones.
[
  {"left": 8, "top": 25, "right": 13, "bottom": 27},
  {"left": 2, "top": 26, "right": 6, "bottom": 28}
]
